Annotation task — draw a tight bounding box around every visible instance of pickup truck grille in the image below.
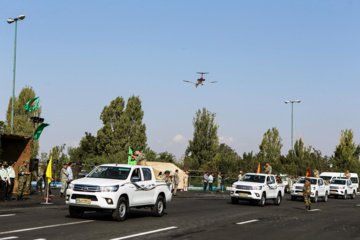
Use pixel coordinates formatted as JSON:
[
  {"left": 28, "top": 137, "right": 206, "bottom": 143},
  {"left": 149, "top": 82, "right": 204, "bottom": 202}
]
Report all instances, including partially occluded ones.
[
  {"left": 330, "top": 186, "right": 339, "bottom": 190},
  {"left": 74, "top": 184, "right": 100, "bottom": 192},
  {"left": 296, "top": 186, "right": 303, "bottom": 190},
  {"left": 71, "top": 194, "right": 98, "bottom": 201},
  {"left": 236, "top": 185, "right": 252, "bottom": 190}
]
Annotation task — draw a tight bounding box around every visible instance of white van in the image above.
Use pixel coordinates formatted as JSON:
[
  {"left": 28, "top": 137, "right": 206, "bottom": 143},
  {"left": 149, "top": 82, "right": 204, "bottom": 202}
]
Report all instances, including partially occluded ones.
[{"left": 320, "top": 172, "right": 359, "bottom": 192}]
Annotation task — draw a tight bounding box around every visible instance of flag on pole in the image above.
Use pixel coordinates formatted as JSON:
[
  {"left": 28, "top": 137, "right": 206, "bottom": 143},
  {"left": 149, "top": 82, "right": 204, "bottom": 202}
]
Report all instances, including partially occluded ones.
[
  {"left": 128, "top": 147, "right": 136, "bottom": 165},
  {"left": 24, "top": 97, "right": 39, "bottom": 114},
  {"left": 306, "top": 168, "right": 311, "bottom": 177},
  {"left": 257, "top": 162, "right": 261, "bottom": 174},
  {"left": 46, "top": 155, "right": 52, "bottom": 184},
  {"left": 34, "top": 123, "right": 50, "bottom": 140}
]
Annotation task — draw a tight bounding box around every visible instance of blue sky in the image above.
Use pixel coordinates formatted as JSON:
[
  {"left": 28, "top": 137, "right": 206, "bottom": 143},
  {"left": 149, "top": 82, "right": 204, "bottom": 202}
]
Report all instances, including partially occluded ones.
[{"left": 1, "top": 1, "right": 360, "bottom": 159}]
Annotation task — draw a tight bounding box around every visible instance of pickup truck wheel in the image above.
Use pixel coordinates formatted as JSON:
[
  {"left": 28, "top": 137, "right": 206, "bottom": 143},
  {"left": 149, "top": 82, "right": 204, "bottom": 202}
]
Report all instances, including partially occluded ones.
[
  {"left": 291, "top": 196, "right": 297, "bottom": 201},
  {"left": 274, "top": 193, "right": 282, "bottom": 206},
  {"left": 322, "top": 192, "right": 328, "bottom": 202},
  {"left": 69, "top": 206, "right": 84, "bottom": 218},
  {"left": 112, "top": 197, "right": 128, "bottom": 221},
  {"left": 231, "top": 197, "right": 239, "bottom": 204},
  {"left": 313, "top": 192, "right": 318, "bottom": 203},
  {"left": 351, "top": 191, "right": 356, "bottom": 199},
  {"left": 343, "top": 191, "right": 347, "bottom": 200},
  {"left": 152, "top": 195, "right": 165, "bottom": 217},
  {"left": 258, "top": 193, "right": 266, "bottom": 207}
]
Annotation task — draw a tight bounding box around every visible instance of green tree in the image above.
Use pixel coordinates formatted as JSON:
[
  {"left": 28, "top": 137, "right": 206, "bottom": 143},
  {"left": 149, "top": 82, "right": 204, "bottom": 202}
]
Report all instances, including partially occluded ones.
[
  {"left": 143, "top": 147, "right": 157, "bottom": 162},
  {"left": 213, "top": 143, "right": 240, "bottom": 177},
  {"left": 0, "top": 121, "right": 5, "bottom": 133},
  {"left": 5, "top": 86, "right": 41, "bottom": 158},
  {"left": 156, "top": 151, "right": 176, "bottom": 163},
  {"left": 185, "top": 108, "right": 219, "bottom": 169},
  {"left": 258, "top": 127, "right": 283, "bottom": 173},
  {"left": 332, "top": 129, "right": 360, "bottom": 173}
]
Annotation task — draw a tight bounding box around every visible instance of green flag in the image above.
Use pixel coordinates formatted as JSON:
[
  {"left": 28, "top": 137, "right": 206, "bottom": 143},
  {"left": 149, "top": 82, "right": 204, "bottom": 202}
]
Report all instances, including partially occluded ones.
[
  {"left": 128, "top": 147, "right": 136, "bottom": 165},
  {"left": 34, "top": 123, "right": 50, "bottom": 140},
  {"left": 24, "top": 97, "right": 39, "bottom": 114}
]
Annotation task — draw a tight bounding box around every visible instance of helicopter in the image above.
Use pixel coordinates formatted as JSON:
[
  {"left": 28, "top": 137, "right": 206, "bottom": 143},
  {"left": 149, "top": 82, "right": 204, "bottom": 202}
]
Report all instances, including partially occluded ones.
[{"left": 183, "top": 72, "right": 217, "bottom": 88}]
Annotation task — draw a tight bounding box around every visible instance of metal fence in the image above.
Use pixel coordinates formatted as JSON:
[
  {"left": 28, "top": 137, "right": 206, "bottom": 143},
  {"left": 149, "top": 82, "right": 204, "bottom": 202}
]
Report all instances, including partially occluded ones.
[{"left": 187, "top": 176, "right": 237, "bottom": 192}]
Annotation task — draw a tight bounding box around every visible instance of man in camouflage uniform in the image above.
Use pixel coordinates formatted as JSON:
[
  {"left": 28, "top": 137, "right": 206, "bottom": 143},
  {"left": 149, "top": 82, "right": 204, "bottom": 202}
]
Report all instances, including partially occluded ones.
[
  {"left": 131, "top": 149, "right": 146, "bottom": 166},
  {"left": 264, "top": 162, "right": 272, "bottom": 174},
  {"left": 276, "top": 173, "right": 283, "bottom": 183},
  {"left": 303, "top": 176, "right": 311, "bottom": 210},
  {"left": 162, "top": 170, "right": 172, "bottom": 184},
  {"left": 60, "top": 163, "right": 69, "bottom": 198},
  {"left": 18, "top": 160, "right": 31, "bottom": 201},
  {"left": 345, "top": 170, "right": 351, "bottom": 180},
  {"left": 313, "top": 168, "right": 319, "bottom": 178}
]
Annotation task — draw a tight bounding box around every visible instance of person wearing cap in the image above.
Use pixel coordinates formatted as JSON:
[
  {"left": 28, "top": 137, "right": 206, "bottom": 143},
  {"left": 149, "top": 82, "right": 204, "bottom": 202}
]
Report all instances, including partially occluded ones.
[
  {"left": 276, "top": 173, "right": 283, "bottom": 183},
  {"left": 238, "top": 171, "right": 243, "bottom": 180},
  {"left": 131, "top": 149, "right": 146, "bottom": 166},
  {"left": 312, "top": 168, "right": 319, "bottom": 178},
  {"left": 36, "top": 164, "right": 44, "bottom": 193},
  {"left": 162, "top": 170, "right": 172, "bottom": 184},
  {"left": 60, "top": 163, "right": 69, "bottom": 198},
  {"left": 184, "top": 171, "right": 189, "bottom": 191},
  {"left": 6, "top": 162, "right": 16, "bottom": 200},
  {"left": 17, "top": 160, "right": 31, "bottom": 201},
  {"left": 0, "top": 161, "right": 10, "bottom": 201},
  {"left": 264, "top": 162, "right": 272, "bottom": 174},
  {"left": 303, "top": 176, "right": 311, "bottom": 210},
  {"left": 173, "top": 169, "right": 180, "bottom": 196}
]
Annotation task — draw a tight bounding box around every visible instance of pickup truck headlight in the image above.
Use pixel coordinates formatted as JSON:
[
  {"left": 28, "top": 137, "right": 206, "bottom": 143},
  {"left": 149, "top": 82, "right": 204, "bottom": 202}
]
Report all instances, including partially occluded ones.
[
  {"left": 232, "top": 184, "right": 236, "bottom": 188},
  {"left": 68, "top": 183, "right": 74, "bottom": 190},
  {"left": 312, "top": 187, "right": 316, "bottom": 190},
  {"left": 341, "top": 186, "right": 346, "bottom": 189},
  {"left": 252, "top": 186, "right": 262, "bottom": 190},
  {"left": 100, "top": 185, "right": 119, "bottom": 192}
]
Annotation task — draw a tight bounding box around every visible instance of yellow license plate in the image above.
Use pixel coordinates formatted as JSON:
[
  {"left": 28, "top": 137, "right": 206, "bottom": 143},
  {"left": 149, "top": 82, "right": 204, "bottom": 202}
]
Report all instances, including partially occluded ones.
[
  {"left": 240, "top": 193, "right": 248, "bottom": 197},
  {"left": 77, "top": 198, "right": 91, "bottom": 204},
  {"left": 297, "top": 192, "right": 303, "bottom": 195},
  {"left": 330, "top": 191, "right": 337, "bottom": 193}
]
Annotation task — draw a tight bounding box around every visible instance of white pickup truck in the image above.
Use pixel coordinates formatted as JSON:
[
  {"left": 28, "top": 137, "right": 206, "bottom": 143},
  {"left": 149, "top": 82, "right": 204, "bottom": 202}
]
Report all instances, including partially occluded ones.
[
  {"left": 291, "top": 177, "right": 329, "bottom": 202},
  {"left": 230, "top": 173, "right": 285, "bottom": 206},
  {"left": 66, "top": 164, "right": 173, "bottom": 221},
  {"left": 329, "top": 178, "right": 356, "bottom": 199}
]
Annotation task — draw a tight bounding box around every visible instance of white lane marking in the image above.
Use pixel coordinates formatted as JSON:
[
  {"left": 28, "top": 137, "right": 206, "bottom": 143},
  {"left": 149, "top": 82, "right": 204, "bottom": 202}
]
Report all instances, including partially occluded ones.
[
  {"left": 0, "top": 220, "right": 94, "bottom": 235},
  {"left": 33, "top": 239, "right": 47, "bottom": 240},
  {"left": 308, "top": 209, "right": 321, "bottom": 212},
  {"left": 0, "top": 237, "right": 18, "bottom": 240},
  {"left": 236, "top": 219, "right": 259, "bottom": 225},
  {"left": 356, "top": 204, "right": 360, "bottom": 207},
  {"left": 110, "top": 226, "right": 178, "bottom": 240},
  {"left": 0, "top": 214, "right": 15, "bottom": 217}
]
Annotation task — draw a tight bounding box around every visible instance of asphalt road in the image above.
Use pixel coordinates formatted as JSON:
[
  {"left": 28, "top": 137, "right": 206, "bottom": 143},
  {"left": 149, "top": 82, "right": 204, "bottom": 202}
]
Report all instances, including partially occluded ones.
[{"left": 0, "top": 190, "right": 359, "bottom": 240}]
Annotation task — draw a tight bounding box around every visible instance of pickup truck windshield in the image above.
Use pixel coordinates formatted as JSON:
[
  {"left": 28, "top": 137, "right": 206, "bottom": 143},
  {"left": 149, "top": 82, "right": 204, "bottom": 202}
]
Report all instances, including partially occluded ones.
[
  {"left": 320, "top": 176, "right": 332, "bottom": 181},
  {"left": 87, "top": 166, "right": 131, "bottom": 180},
  {"left": 241, "top": 175, "right": 265, "bottom": 183},
  {"left": 298, "top": 178, "right": 317, "bottom": 185},
  {"left": 331, "top": 179, "right": 346, "bottom": 185}
]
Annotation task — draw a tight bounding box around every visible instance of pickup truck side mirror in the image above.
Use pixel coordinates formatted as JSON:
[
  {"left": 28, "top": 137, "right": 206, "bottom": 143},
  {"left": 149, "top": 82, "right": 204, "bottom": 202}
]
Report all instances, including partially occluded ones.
[{"left": 131, "top": 176, "right": 141, "bottom": 182}]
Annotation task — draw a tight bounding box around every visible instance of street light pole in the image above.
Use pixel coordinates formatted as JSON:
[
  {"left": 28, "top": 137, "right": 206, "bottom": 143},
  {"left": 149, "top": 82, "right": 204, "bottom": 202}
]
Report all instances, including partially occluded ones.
[
  {"left": 284, "top": 100, "right": 301, "bottom": 151},
  {"left": 7, "top": 15, "right": 25, "bottom": 134}
]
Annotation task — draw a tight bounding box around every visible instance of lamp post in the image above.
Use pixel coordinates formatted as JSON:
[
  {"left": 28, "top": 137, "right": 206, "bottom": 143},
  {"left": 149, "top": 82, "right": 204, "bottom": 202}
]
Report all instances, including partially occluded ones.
[
  {"left": 284, "top": 100, "right": 301, "bottom": 151},
  {"left": 7, "top": 15, "right": 26, "bottom": 134}
]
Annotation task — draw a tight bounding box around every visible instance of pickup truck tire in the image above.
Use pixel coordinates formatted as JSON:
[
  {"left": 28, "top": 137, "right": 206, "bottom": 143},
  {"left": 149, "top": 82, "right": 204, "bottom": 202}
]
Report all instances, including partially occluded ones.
[
  {"left": 322, "top": 192, "right": 328, "bottom": 202},
  {"left": 274, "top": 193, "right": 281, "bottom": 205},
  {"left": 351, "top": 191, "right": 356, "bottom": 199},
  {"left": 313, "top": 192, "right": 318, "bottom": 203},
  {"left": 258, "top": 193, "right": 266, "bottom": 207},
  {"left": 152, "top": 195, "right": 165, "bottom": 217},
  {"left": 112, "top": 197, "right": 128, "bottom": 221},
  {"left": 291, "top": 196, "right": 297, "bottom": 201},
  {"left": 231, "top": 197, "right": 239, "bottom": 204},
  {"left": 69, "top": 206, "right": 84, "bottom": 218},
  {"left": 343, "top": 191, "right": 347, "bottom": 200}
]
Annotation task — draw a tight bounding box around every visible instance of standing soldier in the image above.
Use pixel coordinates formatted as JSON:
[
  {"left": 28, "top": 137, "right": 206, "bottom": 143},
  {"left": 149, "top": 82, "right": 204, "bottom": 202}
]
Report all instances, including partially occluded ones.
[
  {"left": 7, "top": 162, "right": 15, "bottom": 201},
  {"left": 238, "top": 171, "right": 243, "bottom": 180},
  {"left": 60, "top": 163, "right": 69, "bottom": 198},
  {"left": 18, "top": 160, "right": 31, "bottom": 201},
  {"left": 303, "top": 176, "right": 311, "bottom": 210},
  {"left": 217, "top": 172, "right": 222, "bottom": 192},
  {"left": 37, "top": 164, "right": 44, "bottom": 193},
  {"left": 264, "top": 162, "right": 272, "bottom": 174},
  {"left": 0, "top": 161, "right": 10, "bottom": 201},
  {"left": 345, "top": 170, "right": 351, "bottom": 180},
  {"left": 173, "top": 169, "right": 180, "bottom": 196},
  {"left": 131, "top": 149, "right": 146, "bottom": 166},
  {"left": 313, "top": 168, "right": 319, "bottom": 178},
  {"left": 183, "top": 171, "right": 189, "bottom": 191}
]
